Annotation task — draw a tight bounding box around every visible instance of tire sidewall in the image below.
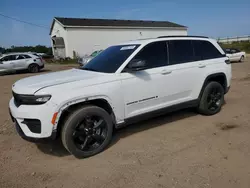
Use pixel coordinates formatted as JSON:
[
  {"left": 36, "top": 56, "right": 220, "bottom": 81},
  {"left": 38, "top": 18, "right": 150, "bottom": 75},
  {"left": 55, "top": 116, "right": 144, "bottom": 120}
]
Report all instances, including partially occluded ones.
[
  {"left": 199, "top": 82, "right": 224, "bottom": 115},
  {"left": 240, "top": 56, "right": 244, "bottom": 62},
  {"left": 61, "top": 106, "right": 113, "bottom": 158},
  {"left": 29, "top": 64, "right": 39, "bottom": 73}
]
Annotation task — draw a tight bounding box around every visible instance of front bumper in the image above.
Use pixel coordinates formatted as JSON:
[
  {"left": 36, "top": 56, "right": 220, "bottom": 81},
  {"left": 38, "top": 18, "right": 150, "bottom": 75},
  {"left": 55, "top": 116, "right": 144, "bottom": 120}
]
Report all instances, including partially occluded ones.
[
  {"left": 9, "top": 98, "right": 58, "bottom": 141},
  {"left": 225, "top": 86, "right": 230, "bottom": 94}
]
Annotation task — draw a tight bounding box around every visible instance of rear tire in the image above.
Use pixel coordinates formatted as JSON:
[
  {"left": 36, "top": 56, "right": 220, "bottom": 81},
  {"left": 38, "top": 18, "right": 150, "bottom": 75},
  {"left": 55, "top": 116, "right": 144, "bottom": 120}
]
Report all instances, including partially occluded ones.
[
  {"left": 28, "top": 64, "right": 39, "bottom": 73},
  {"left": 198, "top": 81, "right": 224, "bottom": 115},
  {"left": 61, "top": 105, "right": 113, "bottom": 158}
]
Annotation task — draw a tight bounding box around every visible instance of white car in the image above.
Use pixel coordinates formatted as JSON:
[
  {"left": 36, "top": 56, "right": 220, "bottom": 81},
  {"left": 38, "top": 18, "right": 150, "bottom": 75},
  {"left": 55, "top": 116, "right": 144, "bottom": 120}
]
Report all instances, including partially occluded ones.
[
  {"left": 0, "top": 52, "right": 44, "bottom": 73},
  {"left": 224, "top": 48, "right": 245, "bottom": 62},
  {"left": 9, "top": 36, "right": 232, "bottom": 158}
]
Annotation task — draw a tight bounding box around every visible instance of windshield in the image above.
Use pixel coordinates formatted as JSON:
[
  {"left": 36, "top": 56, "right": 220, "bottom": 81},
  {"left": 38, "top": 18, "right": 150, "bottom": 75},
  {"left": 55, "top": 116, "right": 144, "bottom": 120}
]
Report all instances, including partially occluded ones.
[{"left": 82, "top": 44, "right": 140, "bottom": 73}]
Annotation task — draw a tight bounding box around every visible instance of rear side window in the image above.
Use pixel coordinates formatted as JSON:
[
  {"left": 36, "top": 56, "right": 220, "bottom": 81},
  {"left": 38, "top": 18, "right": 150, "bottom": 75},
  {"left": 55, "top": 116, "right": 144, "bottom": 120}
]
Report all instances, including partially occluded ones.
[
  {"left": 23, "top": 54, "right": 31, "bottom": 58},
  {"left": 168, "top": 40, "right": 194, "bottom": 65},
  {"left": 132, "top": 41, "right": 168, "bottom": 69},
  {"left": 193, "top": 40, "right": 223, "bottom": 60}
]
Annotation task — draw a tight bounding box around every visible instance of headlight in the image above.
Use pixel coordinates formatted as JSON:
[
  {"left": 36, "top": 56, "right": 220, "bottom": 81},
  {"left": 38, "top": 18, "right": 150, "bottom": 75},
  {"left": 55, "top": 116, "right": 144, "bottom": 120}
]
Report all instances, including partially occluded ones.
[
  {"left": 34, "top": 95, "right": 51, "bottom": 103},
  {"left": 12, "top": 92, "right": 51, "bottom": 106}
]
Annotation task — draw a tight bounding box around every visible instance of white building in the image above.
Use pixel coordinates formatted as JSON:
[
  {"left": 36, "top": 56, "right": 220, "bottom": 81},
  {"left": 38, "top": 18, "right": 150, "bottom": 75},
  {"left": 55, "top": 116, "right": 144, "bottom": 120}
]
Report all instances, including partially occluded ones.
[{"left": 50, "top": 17, "right": 187, "bottom": 58}]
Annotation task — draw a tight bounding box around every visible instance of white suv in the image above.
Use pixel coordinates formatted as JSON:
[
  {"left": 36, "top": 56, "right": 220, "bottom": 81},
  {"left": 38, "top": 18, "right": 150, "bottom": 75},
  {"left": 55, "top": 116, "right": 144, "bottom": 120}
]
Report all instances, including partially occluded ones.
[
  {"left": 9, "top": 36, "right": 232, "bottom": 158},
  {"left": 0, "top": 52, "right": 44, "bottom": 73}
]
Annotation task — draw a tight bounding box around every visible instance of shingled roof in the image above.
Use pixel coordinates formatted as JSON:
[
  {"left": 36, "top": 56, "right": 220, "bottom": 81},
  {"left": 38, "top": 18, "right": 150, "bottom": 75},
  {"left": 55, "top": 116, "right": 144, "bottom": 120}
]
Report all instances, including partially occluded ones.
[{"left": 50, "top": 17, "right": 186, "bottom": 34}]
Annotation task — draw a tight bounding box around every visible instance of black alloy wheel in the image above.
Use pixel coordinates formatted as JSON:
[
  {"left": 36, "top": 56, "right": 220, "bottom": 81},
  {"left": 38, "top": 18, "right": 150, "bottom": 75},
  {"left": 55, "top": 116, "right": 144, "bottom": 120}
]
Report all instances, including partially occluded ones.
[
  {"left": 61, "top": 105, "right": 113, "bottom": 158},
  {"left": 198, "top": 81, "right": 224, "bottom": 115},
  {"left": 28, "top": 64, "right": 39, "bottom": 73},
  {"left": 206, "top": 87, "right": 223, "bottom": 112},
  {"left": 72, "top": 115, "right": 107, "bottom": 152}
]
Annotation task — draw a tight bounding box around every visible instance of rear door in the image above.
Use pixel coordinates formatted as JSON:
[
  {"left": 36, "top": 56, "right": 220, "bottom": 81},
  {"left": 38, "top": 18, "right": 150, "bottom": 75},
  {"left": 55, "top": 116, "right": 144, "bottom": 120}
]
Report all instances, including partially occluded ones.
[
  {"left": 13, "top": 54, "right": 28, "bottom": 70},
  {"left": 161, "top": 40, "right": 205, "bottom": 104},
  {"left": 0, "top": 55, "right": 15, "bottom": 71},
  {"left": 192, "top": 40, "right": 227, "bottom": 94}
]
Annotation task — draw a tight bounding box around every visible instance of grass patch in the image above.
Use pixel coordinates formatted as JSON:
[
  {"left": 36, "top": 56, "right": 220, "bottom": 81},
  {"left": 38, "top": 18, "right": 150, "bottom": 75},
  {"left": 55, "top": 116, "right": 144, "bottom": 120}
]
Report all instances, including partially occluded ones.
[{"left": 219, "top": 41, "right": 250, "bottom": 53}]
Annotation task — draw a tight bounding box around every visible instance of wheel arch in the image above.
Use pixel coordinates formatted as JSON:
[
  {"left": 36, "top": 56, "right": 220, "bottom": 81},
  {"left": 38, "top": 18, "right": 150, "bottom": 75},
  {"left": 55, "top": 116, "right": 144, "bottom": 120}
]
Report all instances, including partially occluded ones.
[
  {"left": 199, "top": 72, "right": 228, "bottom": 100},
  {"left": 53, "top": 97, "right": 116, "bottom": 137}
]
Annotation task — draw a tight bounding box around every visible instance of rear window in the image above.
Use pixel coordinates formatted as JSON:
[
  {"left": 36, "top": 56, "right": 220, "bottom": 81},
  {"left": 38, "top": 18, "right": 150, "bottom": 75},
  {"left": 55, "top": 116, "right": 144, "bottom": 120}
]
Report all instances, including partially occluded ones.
[{"left": 193, "top": 40, "right": 224, "bottom": 61}]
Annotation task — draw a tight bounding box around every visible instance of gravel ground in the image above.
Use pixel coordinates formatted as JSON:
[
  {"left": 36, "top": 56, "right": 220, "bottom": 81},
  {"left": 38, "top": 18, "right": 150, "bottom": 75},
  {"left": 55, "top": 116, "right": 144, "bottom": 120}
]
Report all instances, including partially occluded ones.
[{"left": 1, "top": 61, "right": 250, "bottom": 188}]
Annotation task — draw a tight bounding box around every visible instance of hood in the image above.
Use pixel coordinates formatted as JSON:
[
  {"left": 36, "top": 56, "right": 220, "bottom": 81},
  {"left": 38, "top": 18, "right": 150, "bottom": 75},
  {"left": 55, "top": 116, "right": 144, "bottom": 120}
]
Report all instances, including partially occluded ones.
[{"left": 12, "top": 69, "right": 108, "bottom": 94}]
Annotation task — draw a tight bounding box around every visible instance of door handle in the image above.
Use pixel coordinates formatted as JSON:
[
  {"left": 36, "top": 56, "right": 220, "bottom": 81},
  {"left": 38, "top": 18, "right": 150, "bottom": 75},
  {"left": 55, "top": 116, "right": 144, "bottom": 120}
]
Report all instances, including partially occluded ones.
[
  {"left": 161, "top": 70, "right": 172, "bottom": 75},
  {"left": 198, "top": 65, "right": 206, "bottom": 68}
]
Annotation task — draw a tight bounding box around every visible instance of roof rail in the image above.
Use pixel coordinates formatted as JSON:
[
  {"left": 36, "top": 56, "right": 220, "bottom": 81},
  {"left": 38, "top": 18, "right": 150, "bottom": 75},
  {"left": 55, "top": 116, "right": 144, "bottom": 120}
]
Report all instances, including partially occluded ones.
[{"left": 157, "top": 35, "right": 209, "bottom": 39}]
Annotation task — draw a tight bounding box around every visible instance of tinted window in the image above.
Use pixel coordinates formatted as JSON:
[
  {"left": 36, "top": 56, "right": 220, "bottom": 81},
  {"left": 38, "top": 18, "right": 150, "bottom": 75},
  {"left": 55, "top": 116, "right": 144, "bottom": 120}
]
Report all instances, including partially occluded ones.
[
  {"left": 193, "top": 40, "right": 223, "bottom": 60},
  {"left": 23, "top": 54, "right": 31, "bottom": 58},
  {"left": 233, "top": 49, "right": 240, "bottom": 53},
  {"left": 83, "top": 44, "right": 140, "bottom": 73},
  {"left": 1, "top": 55, "right": 16, "bottom": 61},
  {"left": 131, "top": 41, "right": 168, "bottom": 69},
  {"left": 224, "top": 49, "right": 232, "bottom": 54},
  {"left": 168, "top": 40, "right": 194, "bottom": 65},
  {"left": 16, "top": 55, "right": 25, "bottom": 60}
]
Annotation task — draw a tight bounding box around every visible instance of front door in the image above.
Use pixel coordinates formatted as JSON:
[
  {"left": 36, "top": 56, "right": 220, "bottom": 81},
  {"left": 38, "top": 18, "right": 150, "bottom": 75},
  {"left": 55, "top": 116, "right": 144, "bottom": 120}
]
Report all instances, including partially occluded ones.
[
  {"left": 0, "top": 55, "right": 15, "bottom": 72},
  {"left": 120, "top": 41, "right": 170, "bottom": 118}
]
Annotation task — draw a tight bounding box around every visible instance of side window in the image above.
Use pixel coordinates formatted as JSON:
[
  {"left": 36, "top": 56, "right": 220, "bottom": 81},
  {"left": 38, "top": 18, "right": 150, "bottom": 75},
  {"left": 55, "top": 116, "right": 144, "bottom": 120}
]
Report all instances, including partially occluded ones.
[
  {"left": 2, "top": 55, "right": 16, "bottom": 61},
  {"left": 234, "top": 49, "right": 240, "bottom": 53},
  {"left": 224, "top": 49, "right": 232, "bottom": 54},
  {"left": 16, "top": 55, "right": 25, "bottom": 60},
  {"left": 168, "top": 40, "right": 194, "bottom": 65},
  {"left": 131, "top": 41, "right": 168, "bottom": 69},
  {"left": 231, "top": 49, "right": 236, "bottom": 54},
  {"left": 193, "top": 40, "right": 223, "bottom": 60},
  {"left": 23, "top": 54, "right": 32, "bottom": 59}
]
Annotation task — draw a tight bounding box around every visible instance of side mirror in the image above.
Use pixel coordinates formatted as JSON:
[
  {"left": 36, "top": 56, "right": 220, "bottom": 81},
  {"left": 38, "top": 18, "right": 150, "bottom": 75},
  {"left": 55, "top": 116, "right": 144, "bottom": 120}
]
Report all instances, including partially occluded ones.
[{"left": 127, "top": 59, "right": 146, "bottom": 71}]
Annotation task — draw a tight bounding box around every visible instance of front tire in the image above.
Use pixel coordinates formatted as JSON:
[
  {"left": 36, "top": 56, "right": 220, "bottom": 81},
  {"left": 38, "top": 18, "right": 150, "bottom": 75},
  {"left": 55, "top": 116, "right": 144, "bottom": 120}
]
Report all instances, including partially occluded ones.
[
  {"left": 61, "top": 105, "right": 113, "bottom": 158},
  {"left": 239, "top": 55, "right": 244, "bottom": 62},
  {"left": 198, "top": 81, "right": 224, "bottom": 115}
]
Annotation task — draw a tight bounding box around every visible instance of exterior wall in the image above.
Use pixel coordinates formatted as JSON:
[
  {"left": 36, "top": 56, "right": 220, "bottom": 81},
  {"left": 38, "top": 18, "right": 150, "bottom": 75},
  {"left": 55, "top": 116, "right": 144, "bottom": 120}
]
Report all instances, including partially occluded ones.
[
  {"left": 50, "top": 21, "right": 68, "bottom": 57},
  {"left": 65, "top": 27, "right": 187, "bottom": 58}
]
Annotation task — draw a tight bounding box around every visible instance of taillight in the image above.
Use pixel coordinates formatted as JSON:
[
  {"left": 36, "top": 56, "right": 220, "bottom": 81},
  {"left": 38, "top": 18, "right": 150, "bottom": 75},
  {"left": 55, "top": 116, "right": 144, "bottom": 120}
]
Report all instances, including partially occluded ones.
[{"left": 36, "top": 58, "right": 42, "bottom": 62}]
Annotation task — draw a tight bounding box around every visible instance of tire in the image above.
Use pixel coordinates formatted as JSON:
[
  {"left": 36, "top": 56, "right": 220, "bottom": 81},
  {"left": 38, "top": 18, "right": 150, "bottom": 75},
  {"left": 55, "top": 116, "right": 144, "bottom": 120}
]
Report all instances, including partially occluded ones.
[
  {"left": 61, "top": 105, "right": 113, "bottom": 158},
  {"left": 28, "top": 64, "right": 39, "bottom": 73},
  {"left": 198, "top": 81, "right": 224, "bottom": 115},
  {"left": 239, "top": 55, "right": 244, "bottom": 62}
]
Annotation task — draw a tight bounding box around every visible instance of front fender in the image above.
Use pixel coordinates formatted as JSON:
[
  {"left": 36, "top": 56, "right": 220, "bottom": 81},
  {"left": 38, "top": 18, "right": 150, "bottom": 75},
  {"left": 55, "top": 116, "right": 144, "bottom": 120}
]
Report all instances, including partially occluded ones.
[{"left": 52, "top": 95, "right": 116, "bottom": 130}]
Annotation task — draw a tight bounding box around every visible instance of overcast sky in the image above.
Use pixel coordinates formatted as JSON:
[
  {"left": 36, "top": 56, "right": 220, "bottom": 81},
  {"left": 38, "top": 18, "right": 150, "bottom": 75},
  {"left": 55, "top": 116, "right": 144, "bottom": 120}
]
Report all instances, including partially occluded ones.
[{"left": 1, "top": 0, "right": 250, "bottom": 47}]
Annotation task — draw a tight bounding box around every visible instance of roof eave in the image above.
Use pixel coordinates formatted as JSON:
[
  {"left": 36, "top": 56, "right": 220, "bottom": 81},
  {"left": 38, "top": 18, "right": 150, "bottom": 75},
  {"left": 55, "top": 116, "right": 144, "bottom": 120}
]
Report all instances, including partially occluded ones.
[{"left": 63, "top": 25, "right": 188, "bottom": 30}]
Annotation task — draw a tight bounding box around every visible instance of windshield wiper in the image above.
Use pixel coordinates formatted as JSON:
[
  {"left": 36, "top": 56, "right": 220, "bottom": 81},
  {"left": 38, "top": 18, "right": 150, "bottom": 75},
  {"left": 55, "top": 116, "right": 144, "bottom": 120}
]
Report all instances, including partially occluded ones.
[{"left": 80, "top": 67, "right": 97, "bottom": 72}]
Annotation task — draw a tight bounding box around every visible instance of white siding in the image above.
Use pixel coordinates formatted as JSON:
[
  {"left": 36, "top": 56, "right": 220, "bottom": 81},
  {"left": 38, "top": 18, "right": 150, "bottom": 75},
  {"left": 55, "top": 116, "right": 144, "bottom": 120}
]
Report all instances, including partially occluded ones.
[
  {"left": 50, "top": 21, "right": 68, "bottom": 57},
  {"left": 65, "top": 27, "right": 187, "bottom": 58}
]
